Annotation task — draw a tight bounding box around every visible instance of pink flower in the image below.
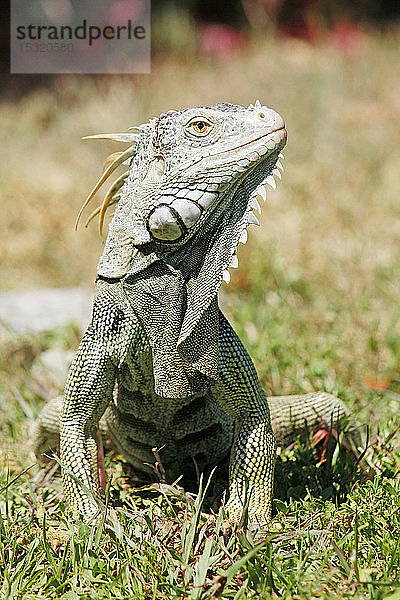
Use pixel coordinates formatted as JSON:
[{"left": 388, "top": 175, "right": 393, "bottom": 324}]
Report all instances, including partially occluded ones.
[{"left": 199, "top": 24, "right": 247, "bottom": 56}]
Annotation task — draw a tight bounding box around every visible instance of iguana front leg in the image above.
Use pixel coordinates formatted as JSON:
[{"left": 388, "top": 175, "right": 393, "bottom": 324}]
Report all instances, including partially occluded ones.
[
  {"left": 60, "top": 325, "right": 115, "bottom": 519},
  {"left": 216, "top": 313, "right": 276, "bottom": 525}
]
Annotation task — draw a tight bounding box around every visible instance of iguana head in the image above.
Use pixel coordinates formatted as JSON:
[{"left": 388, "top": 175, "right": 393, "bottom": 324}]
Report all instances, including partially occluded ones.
[
  {"left": 129, "top": 102, "right": 285, "bottom": 244},
  {"left": 80, "top": 101, "right": 286, "bottom": 282},
  {"left": 80, "top": 102, "right": 287, "bottom": 396}
]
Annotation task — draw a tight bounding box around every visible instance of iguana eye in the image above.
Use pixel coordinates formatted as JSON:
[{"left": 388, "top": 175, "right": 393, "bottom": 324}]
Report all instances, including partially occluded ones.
[{"left": 186, "top": 118, "right": 214, "bottom": 137}]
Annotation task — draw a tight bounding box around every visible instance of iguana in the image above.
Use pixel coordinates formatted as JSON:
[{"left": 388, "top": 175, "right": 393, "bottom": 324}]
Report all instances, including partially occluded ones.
[{"left": 35, "top": 101, "right": 355, "bottom": 524}]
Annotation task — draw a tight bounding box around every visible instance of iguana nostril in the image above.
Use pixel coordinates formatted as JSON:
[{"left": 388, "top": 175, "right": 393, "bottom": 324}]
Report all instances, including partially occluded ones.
[{"left": 255, "top": 108, "right": 286, "bottom": 131}]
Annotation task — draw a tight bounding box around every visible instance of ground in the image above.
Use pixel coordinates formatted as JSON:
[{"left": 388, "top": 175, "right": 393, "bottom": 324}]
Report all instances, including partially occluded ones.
[{"left": 0, "top": 29, "right": 400, "bottom": 599}]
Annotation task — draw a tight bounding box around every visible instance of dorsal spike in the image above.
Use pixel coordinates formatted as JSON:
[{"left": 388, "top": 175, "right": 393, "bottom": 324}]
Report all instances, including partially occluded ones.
[
  {"left": 84, "top": 204, "right": 102, "bottom": 227},
  {"left": 265, "top": 175, "right": 276, "bottom": 190},
  {"left": 75, "top": 145, "right": 135, "bottom": 230},
  {"left": 82, "top": 133, "right": 139, "bottom": 143},
  {"left": 239, "top": 229, "right": 248, "bottom": 244},
  {"left": 128, "top": 124, "right": 148, "bottom": 132},
  {"left": 230, "top": 254, "right": 239, "bottom": 268},
  {"left": 98, "top": 171, "right": 129, "bottom": 237},
  {"left": 257, "top": 185, "right": 267, "bottom": 202},
  {"left": 249, "top": 196, "right": 261, "bottom": 214},
  {"left": 102, "top": 152, "right": 123, "bottom": 174},
  {"left": 222, "top": 269, "right": 231, "bottom": 284},
  {"left": 248, "top": 212, "right": 260, "bottom": 226}
]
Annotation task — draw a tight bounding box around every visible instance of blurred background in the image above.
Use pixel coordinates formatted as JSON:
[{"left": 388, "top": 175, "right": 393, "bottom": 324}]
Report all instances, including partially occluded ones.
[{"left": 1, "top": 0, "right": 400, "bottom": 425}]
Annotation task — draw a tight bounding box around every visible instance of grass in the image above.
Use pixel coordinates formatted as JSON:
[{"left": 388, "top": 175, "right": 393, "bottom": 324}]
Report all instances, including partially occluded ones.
[{"left": 1, "top": 24, "right": 400, "bottom": 599}]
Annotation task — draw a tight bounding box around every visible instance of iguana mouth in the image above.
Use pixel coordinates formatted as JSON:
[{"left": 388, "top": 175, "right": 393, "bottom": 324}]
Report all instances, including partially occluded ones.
[
  {"left": 167, "top": 125, "right": 286, "bottom": 175},
  {"left": 209, "top": 125, "right": 286, "bottom": 156}
]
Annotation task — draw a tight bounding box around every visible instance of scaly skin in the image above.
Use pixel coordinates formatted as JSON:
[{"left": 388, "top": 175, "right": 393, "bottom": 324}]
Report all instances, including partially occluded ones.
[{"left": 35, "top": 102, "right": 357, "bottom": 524}]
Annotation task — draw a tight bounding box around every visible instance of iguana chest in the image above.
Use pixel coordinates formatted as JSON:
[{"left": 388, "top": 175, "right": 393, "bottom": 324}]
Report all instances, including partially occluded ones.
[{"left": 104, "top": 328, "right": 233, "bottom": 479}]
